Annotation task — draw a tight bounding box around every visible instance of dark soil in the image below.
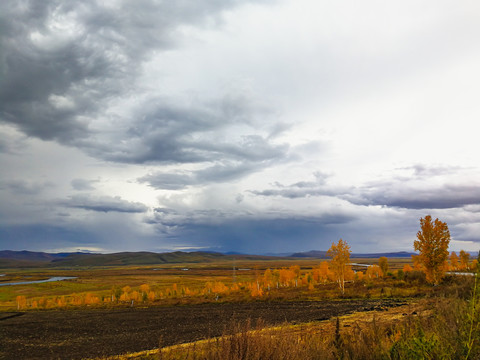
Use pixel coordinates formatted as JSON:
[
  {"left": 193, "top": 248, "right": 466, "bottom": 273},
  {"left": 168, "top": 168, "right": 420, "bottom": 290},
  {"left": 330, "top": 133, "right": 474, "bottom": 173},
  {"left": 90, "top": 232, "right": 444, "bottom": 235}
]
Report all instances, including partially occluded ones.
[{"left": 0, "top": 299, "right": 405, "bottom": 360}]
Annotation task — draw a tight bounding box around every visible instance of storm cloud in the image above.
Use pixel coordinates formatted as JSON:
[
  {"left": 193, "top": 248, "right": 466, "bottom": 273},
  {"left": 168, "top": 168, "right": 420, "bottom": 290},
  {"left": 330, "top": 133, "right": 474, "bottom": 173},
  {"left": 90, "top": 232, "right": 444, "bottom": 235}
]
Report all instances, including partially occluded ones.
[
  {"left": 90, "top": 96, "right": 288, "bottom": 166},
  {"left": 0, "top": 0, "right": 272, "bottom": 150}
]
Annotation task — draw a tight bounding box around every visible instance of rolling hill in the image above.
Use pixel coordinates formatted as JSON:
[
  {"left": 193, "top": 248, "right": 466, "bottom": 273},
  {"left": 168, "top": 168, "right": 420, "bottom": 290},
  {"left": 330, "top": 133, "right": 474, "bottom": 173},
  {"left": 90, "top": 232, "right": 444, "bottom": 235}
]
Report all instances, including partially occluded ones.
[
  {"left": 0, "top": 250, "right": 280, "bottom": 267},
  {"left": 0, "top": 249, "right": 418, "bottom": 268}
]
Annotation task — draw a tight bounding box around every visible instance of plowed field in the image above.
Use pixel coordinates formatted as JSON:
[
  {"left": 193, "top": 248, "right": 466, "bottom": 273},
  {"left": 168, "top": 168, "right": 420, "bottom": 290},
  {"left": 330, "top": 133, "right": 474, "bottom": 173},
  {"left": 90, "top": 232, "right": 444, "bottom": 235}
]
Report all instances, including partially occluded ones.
[{"left": 0, "top": 299, "right": 406, "bottom": 360}]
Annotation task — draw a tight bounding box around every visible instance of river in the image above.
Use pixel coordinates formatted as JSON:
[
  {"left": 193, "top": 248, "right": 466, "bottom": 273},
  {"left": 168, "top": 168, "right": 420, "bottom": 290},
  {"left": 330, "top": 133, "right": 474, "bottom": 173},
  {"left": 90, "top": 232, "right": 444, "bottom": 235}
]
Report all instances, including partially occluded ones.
[{"left": 0, "top": 276, "right": 77, "bottom": 286}]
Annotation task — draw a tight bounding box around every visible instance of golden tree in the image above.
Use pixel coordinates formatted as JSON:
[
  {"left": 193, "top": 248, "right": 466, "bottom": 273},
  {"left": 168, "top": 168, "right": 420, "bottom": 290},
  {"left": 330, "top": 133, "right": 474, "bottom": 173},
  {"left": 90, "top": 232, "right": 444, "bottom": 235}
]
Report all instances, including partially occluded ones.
[
  {"left": 365, "top": 265, "right": 383, "bottom": 279},
  {"left": 327, "top": 238, "right": 352, "bottom": 294},
  {"left": 378, "top": 257, "right": 389, "bottom": 275},
  {"left": 403, "top": 264, "right": 413, "bottom": 273},
  {"left": 460, "top": 250, "right": 470, "bottom": 270},
  {"left": 411, "top": 254, "right": 423, "bottom": 270},
  {"left": 16, "top": 295, "right": 27, "bottom": 310},
  {"left": 262, "top": 268, "right": 273, "bottom": 288},
  {"left": 413, "top": 215, "right": 450, "bottom": 284},
  {"left": 313, "top": 261, "right": 331, "bottom": 284},
  {"left": 450, "top": 251, "right": 459, "bottom": 271},
  {"left": 140, "top": 284, "right": 150, "bottom": 294}
]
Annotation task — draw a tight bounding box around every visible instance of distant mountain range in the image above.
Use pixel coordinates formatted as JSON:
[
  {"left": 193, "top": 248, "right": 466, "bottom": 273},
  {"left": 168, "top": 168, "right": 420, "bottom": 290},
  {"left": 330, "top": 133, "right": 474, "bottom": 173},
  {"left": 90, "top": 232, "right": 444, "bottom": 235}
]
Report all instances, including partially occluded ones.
[
  {"left": 290, "top": 250, "right": 416, "bottom": 258},
  {"left": 0, "top": 249, "right": 418, "bottom": 268},
  {"left": 0, "top": 250, "right": 280, "bottom": 268},
  {"left": 0, "top": 250, "right": 84, "bottom": 261}
]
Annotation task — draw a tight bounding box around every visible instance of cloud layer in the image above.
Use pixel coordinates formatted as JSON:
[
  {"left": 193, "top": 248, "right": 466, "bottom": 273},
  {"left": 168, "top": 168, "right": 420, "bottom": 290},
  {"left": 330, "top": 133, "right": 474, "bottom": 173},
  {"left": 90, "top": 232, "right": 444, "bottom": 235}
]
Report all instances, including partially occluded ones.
[{"left": 1, "top": 0, "right": 480, "bottom": 254}]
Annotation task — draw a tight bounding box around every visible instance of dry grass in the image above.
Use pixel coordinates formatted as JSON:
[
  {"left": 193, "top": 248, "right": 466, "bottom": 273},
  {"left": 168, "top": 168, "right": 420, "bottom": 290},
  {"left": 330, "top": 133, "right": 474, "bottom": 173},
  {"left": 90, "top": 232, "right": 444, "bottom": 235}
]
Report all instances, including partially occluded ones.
[{"left": 93, "top": 301, "right": 428, "bottom": 360}]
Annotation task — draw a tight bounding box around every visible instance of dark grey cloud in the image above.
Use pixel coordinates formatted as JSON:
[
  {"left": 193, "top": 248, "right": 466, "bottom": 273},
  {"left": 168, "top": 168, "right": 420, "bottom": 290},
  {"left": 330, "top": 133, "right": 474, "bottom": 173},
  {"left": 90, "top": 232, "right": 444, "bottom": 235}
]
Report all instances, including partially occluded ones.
[
  {"left": 250, "top": 172, "right": 334, "bottom": 198},
  {"left": 0, "top": 180, "right": 54, "bottom": 195},
  {"left": 71, "top": 178, "right": 97, "bottom": 191},
  {"left": 139, "top": 172, "right": 196, "bottom": 190},
  {"left": 62, "top": 195, "right": 147, "bottom": 213},
  {"left": 344, "top": 184, "right": 480, "bottom": 210},
  {"left": 134, "top": 100, "right": 290, "bottom": 188},
  {"left": 1, "top": 0, "right": 291, "bottom": 193},
  {"left": 0, "top": 224, "right": 99, "bottom": 251},
  {"left": 0, "top": 217, "right": 157, "bottom": 252},
  {"left": 139, "top": 159, "right": 280, "bottom": 190},
  {"left": 0, "top": 138, "right": 9, "bottom": 153},
  {"left": 93, "top": 97, "right": 286, "bottom": 165},
  {"left": 0, "top": 0, "right": 268, "bottom": 144},
  {"left": 147, "top": 212, "right": 355, "bottom": 254},
  {"left": 250, "top": 169, "right": 480, "bottom": 211}
]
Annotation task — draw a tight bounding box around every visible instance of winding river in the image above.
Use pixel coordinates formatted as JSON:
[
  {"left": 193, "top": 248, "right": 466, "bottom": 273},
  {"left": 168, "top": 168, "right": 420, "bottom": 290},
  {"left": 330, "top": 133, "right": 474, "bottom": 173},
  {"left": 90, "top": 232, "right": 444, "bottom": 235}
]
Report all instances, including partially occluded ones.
[{"left": 0, "top": 276, "right": 77, "bottom": 286}]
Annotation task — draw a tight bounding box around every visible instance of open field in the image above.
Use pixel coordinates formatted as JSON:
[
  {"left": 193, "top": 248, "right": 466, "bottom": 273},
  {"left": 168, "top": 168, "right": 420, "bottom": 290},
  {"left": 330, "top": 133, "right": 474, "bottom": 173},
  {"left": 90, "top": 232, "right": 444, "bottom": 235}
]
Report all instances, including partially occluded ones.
[
  {"left": 0, "top": 298, "right": 408, "bottom": 360},
  {"left": 101, "top": 299, "right": 431, "bottom": 360},
  {"left": 0, "top": 257, "right": 414, "bottom": 310}
]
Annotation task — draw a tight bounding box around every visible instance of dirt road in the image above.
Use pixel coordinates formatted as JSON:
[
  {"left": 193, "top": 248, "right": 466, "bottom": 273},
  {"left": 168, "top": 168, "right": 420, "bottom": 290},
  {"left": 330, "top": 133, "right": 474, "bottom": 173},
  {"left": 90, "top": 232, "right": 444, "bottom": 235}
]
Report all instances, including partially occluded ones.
[{"left": 0, "top": 299, "right": 405, "bottom": 360}]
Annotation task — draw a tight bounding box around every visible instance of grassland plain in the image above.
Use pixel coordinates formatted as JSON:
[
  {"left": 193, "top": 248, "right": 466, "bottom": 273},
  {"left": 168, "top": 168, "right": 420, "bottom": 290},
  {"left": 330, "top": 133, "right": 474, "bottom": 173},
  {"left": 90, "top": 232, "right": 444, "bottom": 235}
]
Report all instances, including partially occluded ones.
[{"left": 0, "top": 257, "right": 413, "bottom": 310}]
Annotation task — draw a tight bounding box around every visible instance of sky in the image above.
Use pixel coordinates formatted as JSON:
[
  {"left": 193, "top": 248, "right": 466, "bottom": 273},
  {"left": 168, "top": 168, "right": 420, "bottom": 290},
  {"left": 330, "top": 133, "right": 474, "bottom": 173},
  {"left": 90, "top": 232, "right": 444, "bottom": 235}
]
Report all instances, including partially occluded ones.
[{"left": 1, "top": 0, "right": 480, "bottom": 255}]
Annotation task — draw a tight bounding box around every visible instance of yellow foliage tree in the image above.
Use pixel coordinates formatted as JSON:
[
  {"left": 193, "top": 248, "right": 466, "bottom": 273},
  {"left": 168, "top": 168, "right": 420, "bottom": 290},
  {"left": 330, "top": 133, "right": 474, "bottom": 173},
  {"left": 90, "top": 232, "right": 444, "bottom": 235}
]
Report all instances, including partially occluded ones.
[
  {"left": 122, "top": 286, "right": 131, "bottom": 294},
  {"left": 70, "top": 294, "right": 83, "bottom": 306},
  {"left": 355, "top": 271, "right": 364, "bottom": 281},
  {"left": 411, "top": 255, "right": 422, "bottom": 270},
  {"left": 413, "top": 215, "right": 451, "bottom": 285},
  {"left": 16, "top": 295, "right": 27, "bottom": 310},
  {"left": 250, "top": 285, "right": 264, "bottom": 297},
  {"left": 289, "top": 265, "right": 301, "bottom": 286},
  {"left": 119, "top": 292, "right": 130, "bottom": 302},
  {"left": 450, "top": 251, "right": 459, "bottom": 271},
  {"left": 403, "top": 264, "right": 413, "bottom": 273},
  {"left": 327, "top": 238, "right": 352, "bottom": 294},
  {"left": 472, "top": 259, "right": 478, "bottom": 272},
  {"left": 314, "top": 261, "right": 331, "bottom": 284},
  {"left": 263, "top": 268, "right": 273, "bottom": 288},
  {"left": 212, "top": 281, "right": 228, "bottom": 294},
  {"left": 459, "top": 250, "right": 470, "bottom": 270},
  {"left": 378, "top": 257, "right": 389, "bottom": 276},
  {"left": 38, "top": 297, "right": 47, "bottom": 309},
  {"left": 140, "top": 284, "right": 150, "bottom": 294},
  {"left": 345, "top": 267, "right": 355, "bottom": 282},
  {"left": 278, "top": 268, "right": 295, "bottom": 286},
  {"left": 247, "top": 281, "right": 264, "bottom": 297},
  {"left": 365, "top": 265, "right": 383, "bottom": 279},
  {"left": 85, "top": 293, "right": 100, "bottom": 305},
  {"left": 56, "top": 296, "right": 66, "bottom": 307},
  {"left": 130, "top": 290, "right": 140, "bottom": 302}
]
